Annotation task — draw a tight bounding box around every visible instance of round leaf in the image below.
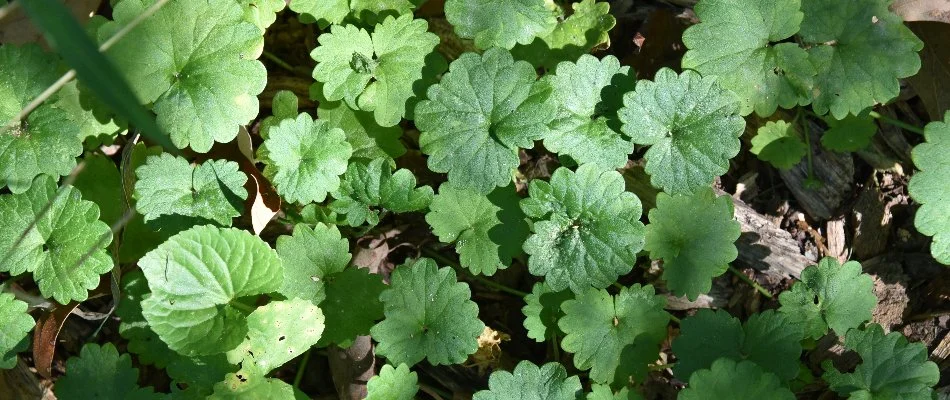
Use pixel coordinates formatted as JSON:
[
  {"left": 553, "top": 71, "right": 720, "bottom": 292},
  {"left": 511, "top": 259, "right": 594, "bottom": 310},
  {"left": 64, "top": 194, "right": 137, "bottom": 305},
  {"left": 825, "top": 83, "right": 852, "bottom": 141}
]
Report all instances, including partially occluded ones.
[
  {"left": 472, "top": 360, "right": 582, "bottom": 400},
  {"left": 139, "top": 226, "right": 284, "bottom": 356},
  {"left": 679, "top": 359, "right": 795, "bottom": 400},
  {"left": 750, "top": 120, "right": 807, "bottom": 170},
  {"left": 276, "top": 223, "right": 351, "bottom": 304},
  {"left": 778, "top": 257, "right": 877, "bottom": 339},
  {"left": 908, "top": 112, "right": 950, "bottom": 265},
  {"left": 133, "top": 154, "right": 248, "bottom": 226},
  {"left": 445, "top": 0, "right": 557, "bottom": 50},
  {"left": 619, "top": 68, "right": 745, "bottom": 195},
  {"left": 0, "top": 293, "right": 33, "bottom": 369},
  {"left": 366, "top": 364, "right": 419, "bottom": 400}
]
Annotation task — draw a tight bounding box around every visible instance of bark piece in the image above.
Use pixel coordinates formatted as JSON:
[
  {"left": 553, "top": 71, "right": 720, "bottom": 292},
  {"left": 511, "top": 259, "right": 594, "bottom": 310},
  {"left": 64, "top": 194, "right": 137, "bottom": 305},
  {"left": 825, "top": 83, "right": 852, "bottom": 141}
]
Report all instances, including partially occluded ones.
[
  {"left": 730, "top": 195, "right": 812, "bottom": 279},
  {"left": 778, "top": 120, "right": 855, "bottom": 221},
  {"left": 328, "top": 336, "right": 375, "bottom": 400}
]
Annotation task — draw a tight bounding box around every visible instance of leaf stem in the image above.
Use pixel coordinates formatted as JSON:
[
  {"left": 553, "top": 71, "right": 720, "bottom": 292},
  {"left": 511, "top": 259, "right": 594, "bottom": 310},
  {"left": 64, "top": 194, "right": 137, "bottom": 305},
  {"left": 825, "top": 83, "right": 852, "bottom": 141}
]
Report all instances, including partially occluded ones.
[
  {"left": 797, "top": 109, "right": 817, "bottom": 185},
  {"left": 262, "top": 50, "right": 296, "bottom": 74},
  {"left": 420, "top": 247, "right": 528, "bottom": 297},
  {"left": 293, "top": 348, "right": 311, "bottom": 388},
  {"left": 727, "top": 265, "right": 773, "bottom": 299},
  {"left": 229, "top": 300, "right": 256, "bottom": 313},
  {"left": 868, "top": 111, "right": 925, "bottom": 135},
  {"left": 668, "top": 314, "right": 681, "bottom": 324}
]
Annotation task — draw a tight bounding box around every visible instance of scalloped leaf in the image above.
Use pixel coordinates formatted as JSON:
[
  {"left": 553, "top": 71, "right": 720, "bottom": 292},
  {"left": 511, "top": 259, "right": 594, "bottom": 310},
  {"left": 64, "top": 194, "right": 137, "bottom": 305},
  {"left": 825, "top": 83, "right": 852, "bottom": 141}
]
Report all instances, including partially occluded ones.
[
  {"left": 679, "top": 359, "right": 795, "bottom": 400},
  {"left": 908, "top": 112, "right": 950, "bottom": 265},
  {"left": 318, "top": 267, "right": 385, "bottom": 347},
  {"left": 0, "top": 175, "right": 113, "bottom": 303},
  {"left": 210, "top": 372, "right": 300, "bottom": 399},
  {"left": 259, "top": 113, "right": 352, "bottom": 204},
  {"left": 619, "top": 68, "right": 745, "bottom": 195},
  {"left": 167, "top": 354, "right": 237, "bottom": 398},
  {"left": 799, "top": 0, "right": 923, "bottom": 119},
  {"left": 100, "top": 0, "right": 267, "bottom": 153},
  {"left": 543, "top": 54, "right": 634, "bottom": 169},
  {"left": 558, "top": 285, "right": 669, "bottom": 383},
  {"left": 445, "top": 0, "right": 557, "bottom": 50},
  {"left": 226, "top": 298, "right": 325, "bottom": 375},
  {"left": 133, "top": 154, "right": 248, "bottom": 226},
  {"left": 52, "top": 80, "right": 124, "bottom": 146},
  {"left": 681, "top": 0, "right": 815, "bottom": 116},
  {"left": 521, "top": 165, "right": 645, "bottom": 293},
  {"left": 366, "top": 364, "right": 419, "bottom": 400},
  {"left": 370, "top": 258, "right": 484, "bottom": 366},
  {"left": 314, "top": 85, "right": 406, "bottom": 161},
  {"left": 587, "top": 385, "right": 643, "bottom": 400},
  {"left": 73, "top": 154, "right": 124, "bottom": 226},
  {"left": 426, "top": 183, "right": 529, "bottom": 276},
  {"left": 778, "top": 257, "right": 877, "bottom": 339},
  {"left": 416, "top": 47, "right": 556, "bottom": 194},
  {"left": 0, "top": 293, "right": 33, "bottom": 369},
  {"left": 289, "top": 0, "right": 423, "bottom": 27},
  {"left": 671, "top": 309, "right": 803, "bottom": 382},
  {"left": 54, "top": 343, "right": 161, "bottom": 400},
  {"left": 822, "top": 324, "right": 938, "bottom": 400},
  {"left": 821, "top": 112, "right": 877, "bottom": 152},
  {"left": 139, "top": 226, "right": 284, "bottom": 356},
  {"left": 473, "top": 361, "right": 582, "bottom": 400},
  {"left": 260, "top": 90, "right": 299, "bottom": 140},
  {"left": 0, "top": 44, "right": 82, "bottom": 194},
  {"left": 330, "top": 158, "right": 433, "bottom": 227},
  {"left": 522, "top": 282, "right": 574, "bottom": 342},
  {"left": 276, "top": 223, "right": 352, "bottom": 304},
  {"left": 311, "top": 15, "right": 439, "bottom": 127},
  {"left": 644, "top": 188, "right": 740, "bottom": 300},
  {"left": 512, "top": 0, "right": 617, "bottom": 71},
  {"left": 751, "top": 120, "right": 807, "bottom": 170}
]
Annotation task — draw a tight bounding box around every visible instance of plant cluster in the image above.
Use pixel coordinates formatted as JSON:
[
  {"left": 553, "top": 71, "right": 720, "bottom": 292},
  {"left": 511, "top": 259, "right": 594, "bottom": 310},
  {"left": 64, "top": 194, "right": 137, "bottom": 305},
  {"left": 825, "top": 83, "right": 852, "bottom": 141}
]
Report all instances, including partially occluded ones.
[{"left": 0, "top": 0, "right": 946, "bottom": 398}]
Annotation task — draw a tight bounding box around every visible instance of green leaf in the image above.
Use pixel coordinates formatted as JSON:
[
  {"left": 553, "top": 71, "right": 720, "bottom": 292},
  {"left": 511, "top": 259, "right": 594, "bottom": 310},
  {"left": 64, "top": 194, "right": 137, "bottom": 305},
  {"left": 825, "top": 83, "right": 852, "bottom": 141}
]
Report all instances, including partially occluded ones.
[
  {"left": 0, "top": 293, "right": 33, "bottom": 369},
  {"left": 116, "top": 270, "right": 178, "bottom": 368},
  {"left": 473, "top": 360, "right": 582, "bottom": 400},
  {"left": 259, "top": 113, "right": 352, "bottom": 204},
  {"left": 0, "top": 44, "right": 83, "bottom": 194},
  {"left": 671, "top": 309, "right": 803, "bottom": 382},
  {"left": 133, "top": 154, "right": 248, "bottom": 226},
  {"left": 426, "top": 183, "right": 529, "bottom": 276},
  {"left": 239, "top": 0, "right": 285, "bottom": 32},
  {"left": 314, "top": 85, "right": 406, "bottom": 161},
  {"left": 821, "top": 113, "right": 877, "bottom": 152},
  {"left": 512, "top": 0, "right": 617, "bottom": 71},
  {"left": 750, "top": 120, "right": 807, "bottom": 170},
  {"left": 558, "top": 285, "right": 669, "bottom": 383},
  {"left": 644, "top": 188, "right": 740, "bottom": 300},
  {"left": 619, "top": 68, "right": 745, "bottom": 195},
  {"left": 167, "top": 354, "right": 237, "bottom": 398},
  {"left": 100, "top": 0, "right": 267, "bottom": 152},
  {"left": 52, "top": 81, "right": 124, "bottom": 146},
  {"left": 822, "top": 324, "right": 939, "bottom": 400},
  {"left": 54, "top": 343, "right": 161, "bottom": 400},
  {"left": 366, "top": 364, "right": 419, "bottom": 400},
  {"left": 276, "top": 223, "right": 352, "bottom": 304},
  {"left": 521, "top": 165, "right": 645, "bottom": 293},
  {"left": 139, "top": 225, "right": 284, "bottom": 356},
  {"left": 799, "top": 0, "right": 923, "bottom": 119},
  {"left": 370, "top": 258, "right": 485, "bottom": 366},
  {"left": 0, "top": 175, "right": 113, "bottom": 303},
  {"left": 330, "top": 158, "right": 433, "bottom": 227},
  {"left": 522, "top": 282, "right": 574, "bottom": 342},
  {"left": 260, "top": 90, "right": 300, "bottom": 140},
  {"left": 908, "top": 113, "right": 950, "bottom": 264},
  {"left": 226, "top": 298, "right": 325, "bottom": 375},
  {"left": 778, "top": 257, "right": 877, "bottom": 339},
  {"left": 210, "top": 372, "right": 301, "bottom": 400},
  {"left": 587, "top": 385, "right": 643, "bottom": 400},
  {"left": 416, "top": 47, "right": 556, "bottom": 194},
  {"left": 445, "top": 0, "right": 557, "bottom": 50},
  {"left": 681, "top": 0, "right": 815, "bottom": 116},
  {"left": 543, "top": 54, "right": 634, "bottom": 169},
  {"left": 319, "top": 267, "right": 385, "bottom": 347},
  {"left": 73, "top": 154, "right": 125, "bottom": 226},
  {"left": 311, "top": 15, "right": 440, "bottom": 127},
  {"left": 289, "top": 0, "right": 423, "bottom": 27},
  {"left": 17, "top": 0, "right": 174, "bottom": 152},
  {"left": 679, "top": 359, "right": 795, "bottom": 400}
]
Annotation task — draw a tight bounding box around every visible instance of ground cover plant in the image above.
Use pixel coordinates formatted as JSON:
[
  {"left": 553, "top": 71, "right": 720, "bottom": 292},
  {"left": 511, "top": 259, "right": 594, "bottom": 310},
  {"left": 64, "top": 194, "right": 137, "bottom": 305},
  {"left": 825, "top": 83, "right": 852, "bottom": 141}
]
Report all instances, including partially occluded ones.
[{"left": 1, "top": 0, "right": 949, "bottom": 398}]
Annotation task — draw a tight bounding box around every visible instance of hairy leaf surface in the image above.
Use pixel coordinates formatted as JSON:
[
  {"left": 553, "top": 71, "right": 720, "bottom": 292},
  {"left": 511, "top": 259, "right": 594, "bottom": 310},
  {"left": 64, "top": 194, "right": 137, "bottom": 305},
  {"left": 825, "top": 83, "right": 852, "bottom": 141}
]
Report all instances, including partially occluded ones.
[
  {"left": 679, "top": 359, "right": 795, "bottom": 400},
  {"left": 751, "top": 120, "right": 807, "bottom": 170},
  {"left": 445, "top": 0, "right": 557, "bottom": 50},
  {"left": 54, "top": 343, "right": 160, "bottom": 400},
  {"left": 473, "top": 361, "right": 582, "bottom": 400},
  {"left": 370, "top": 258, "right": 484, "bottom": 366},
  {"left": 778, "top": 257, "right": 877, "bottom": 339},
  {"left": 133, "top": 154, "right": 247, "bottom": 226},
  {"left": 416, "top": 48, "right": 556, "bottom": 194},
  {"left": 0, "top": 293, "right": 33, "bottom": 369},
  {"left": 908, "top": 113, "right": 950, "bottom": 264},
  {"left": 522, "top": 165, "right": 645, "bottom": 293},
  {"left": 330, "top": 158, "right": 433, "bottom": 227},
  {"left": 366, "top": 364, "right": 419, "bottom": 400},
  {"left": 619, "top": 68, "right": 744, "bottom": 194}
]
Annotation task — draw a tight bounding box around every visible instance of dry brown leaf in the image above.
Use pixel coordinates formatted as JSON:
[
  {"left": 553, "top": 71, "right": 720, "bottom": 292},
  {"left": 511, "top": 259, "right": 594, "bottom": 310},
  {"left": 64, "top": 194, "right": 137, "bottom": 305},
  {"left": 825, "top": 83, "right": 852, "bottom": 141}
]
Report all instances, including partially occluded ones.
[
  {"left": 469, "top": 326, "right": 510, "bottom": 374},
  {"left": 32, "top": 301, "right": 80, "bottom": 378},
  {"left": 891, "top": 0, "right": 950, "bottom": 23}
]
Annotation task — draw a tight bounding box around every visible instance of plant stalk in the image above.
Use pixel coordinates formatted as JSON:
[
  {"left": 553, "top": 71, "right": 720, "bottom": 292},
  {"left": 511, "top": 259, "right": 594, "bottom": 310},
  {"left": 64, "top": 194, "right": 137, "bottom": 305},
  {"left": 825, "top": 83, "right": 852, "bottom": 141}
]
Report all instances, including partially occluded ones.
[{"left": 727, "top": 265, "right": 773, "bottom": 299}]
